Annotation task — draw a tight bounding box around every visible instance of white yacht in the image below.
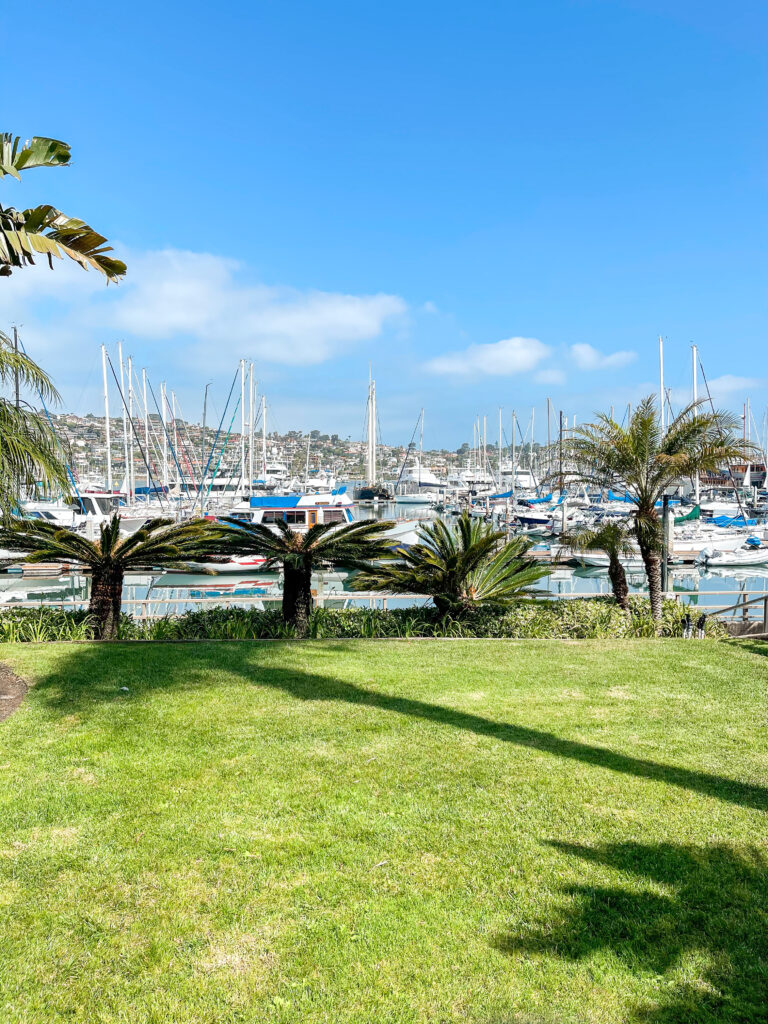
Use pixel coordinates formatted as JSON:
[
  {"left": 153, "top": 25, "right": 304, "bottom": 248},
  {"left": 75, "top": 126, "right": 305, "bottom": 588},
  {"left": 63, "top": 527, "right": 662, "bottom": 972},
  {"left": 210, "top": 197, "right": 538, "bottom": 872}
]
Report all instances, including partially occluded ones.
[
  {"left": 392, "top": 458, "right": 448, "bottom": 503},
  {"left": 22, "top": 492, "right": 150, "bottom": 534}
]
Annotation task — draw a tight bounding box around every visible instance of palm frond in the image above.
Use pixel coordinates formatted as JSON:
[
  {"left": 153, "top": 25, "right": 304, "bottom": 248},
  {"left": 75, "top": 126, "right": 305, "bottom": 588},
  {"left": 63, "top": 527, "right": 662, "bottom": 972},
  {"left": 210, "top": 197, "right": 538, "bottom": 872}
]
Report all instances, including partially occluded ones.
[
  {"left": 0, "top": 203, "right": 126, "bottom": 281},
  {"left": 351, "top": 512, "right": 551, "bottom": 612},
  {"left": 0, "top": 136, "right": 70, "bottom": 179}
]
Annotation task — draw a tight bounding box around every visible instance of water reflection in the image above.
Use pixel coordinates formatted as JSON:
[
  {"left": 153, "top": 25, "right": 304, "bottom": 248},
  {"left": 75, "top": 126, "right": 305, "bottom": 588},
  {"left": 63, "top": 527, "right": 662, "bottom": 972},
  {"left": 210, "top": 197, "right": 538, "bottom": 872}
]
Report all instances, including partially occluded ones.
[
  {"left": 0, "top": 563, "right": 765, "bottom": 616},
  {"left": 0, "top": 499, "right": 765, "bottom": 614}
]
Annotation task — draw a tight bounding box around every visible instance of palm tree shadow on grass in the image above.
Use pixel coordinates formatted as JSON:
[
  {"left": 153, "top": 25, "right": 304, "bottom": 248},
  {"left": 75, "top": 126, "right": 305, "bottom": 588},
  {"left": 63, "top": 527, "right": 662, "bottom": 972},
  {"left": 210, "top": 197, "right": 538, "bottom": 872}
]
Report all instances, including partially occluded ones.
[
  {"left": 495, "top": 841, "right": 768, "bottom": 1023},
  {"left": 725, "top": 639, "right": 768, "bottom": 660},
  {"left": 21, "top": 643, "right": 768, "bottom": 813}
]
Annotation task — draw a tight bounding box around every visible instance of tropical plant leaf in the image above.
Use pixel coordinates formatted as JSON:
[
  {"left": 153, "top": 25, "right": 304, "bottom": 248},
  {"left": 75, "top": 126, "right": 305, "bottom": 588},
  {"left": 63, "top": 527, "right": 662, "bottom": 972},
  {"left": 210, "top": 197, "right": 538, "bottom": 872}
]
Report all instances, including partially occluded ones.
[{"left": 0, "top": 135, "right": 70, "bottom": 180}]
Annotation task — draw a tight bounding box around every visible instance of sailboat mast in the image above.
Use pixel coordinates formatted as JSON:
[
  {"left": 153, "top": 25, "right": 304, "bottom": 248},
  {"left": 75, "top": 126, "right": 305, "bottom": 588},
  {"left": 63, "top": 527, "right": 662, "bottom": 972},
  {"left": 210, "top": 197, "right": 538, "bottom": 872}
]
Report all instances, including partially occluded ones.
[
  {"left": 261, "top": 395, "right": 267, "bottom": 478},
  {"left": 370, "top": 370, "right": 376, "bottom": 485},
  {"left": 371, "top": 377, "right": 377, "bottom": 484},
  {"left": 118, "top": 341, "right": 129, "bottom": 494},
  {"left": 240, "top": 359, "right": 246, "bottom": 488},
  {"left": 127, "top": 355, "right": 134, "bottom": 501},
  {"left": 419, "top": 408, "right": 424, "bottom": 487},
  {"left": 498, "top": 407, "right": 502, "bottom": 487},
  {"left": 171, "top": 390, "right": 178, "bottom": 487},
  {"left": 161, "top": 382, "right": 168, "bottom": 491},
  {"left": 248, "top": 364, "right": 254, "bottom": 490},
  {"left": 511, "top": 410, "right": 516, "bottom": 492},
  {"left": 658, "top": 335, "right": 665, "bottom": 433},
  {"left": 692, "top": 344, "right": 699, "bottom": 502},
  {"left": 142, "top": 368, "right": 149, "bottom": 490},
  {"left": 482, "top": 415, "right": 487, "bottom": 482},
  {"left": 101, "top": 345, "right": 113, "bottom": 493}
]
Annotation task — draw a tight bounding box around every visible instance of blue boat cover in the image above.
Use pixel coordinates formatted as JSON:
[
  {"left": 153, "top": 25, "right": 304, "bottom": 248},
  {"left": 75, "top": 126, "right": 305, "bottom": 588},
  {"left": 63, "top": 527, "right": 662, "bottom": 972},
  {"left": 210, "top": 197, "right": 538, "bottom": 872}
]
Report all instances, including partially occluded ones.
[
  {"left": 528, "top": 493, "right": 553, "bottom": 505},
  {"left": 608, "top": 489, "right": 636, "bottom": 503},
  {"left": 488, "top": 490, "right": 514, "bottom": 499},
  {"left": 712, "top": 514, "right": 757, "bottom": 528},
  {"left": 249, "top": 495, "right": 302, "bottom": 508}
]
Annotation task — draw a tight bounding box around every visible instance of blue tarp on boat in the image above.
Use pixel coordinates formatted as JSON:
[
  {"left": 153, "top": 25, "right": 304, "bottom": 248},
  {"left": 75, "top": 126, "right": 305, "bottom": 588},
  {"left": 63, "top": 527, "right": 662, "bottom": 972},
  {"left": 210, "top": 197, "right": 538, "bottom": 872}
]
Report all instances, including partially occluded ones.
[
  {"left": 712, "top": 514, "right": 757, "bottom": 528},
  {"left": 249, "top": 495, "right": 302, "bottom": 508},
  {"left": 608, "top": 489, "right": 636, "bottom": 503}
]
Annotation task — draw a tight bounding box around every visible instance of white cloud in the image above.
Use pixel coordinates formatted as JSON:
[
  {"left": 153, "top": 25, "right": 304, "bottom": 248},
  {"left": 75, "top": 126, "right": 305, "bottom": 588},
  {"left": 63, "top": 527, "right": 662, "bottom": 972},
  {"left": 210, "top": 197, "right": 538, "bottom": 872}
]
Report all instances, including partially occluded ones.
[
  {"left": 425, "top": 336, "right": 551, "bottom": 376},
  {"left": 570, "top": 343, "right": 636, "bottom": 371},
  {"left": 670, "top": 374, "right": 763, "bottom": 406},
  {"left": 535, "top": 368, "right": 566, "bottom": 386},
  {"left": 0, "top": 248, "right": 407, "bottom": 368}
]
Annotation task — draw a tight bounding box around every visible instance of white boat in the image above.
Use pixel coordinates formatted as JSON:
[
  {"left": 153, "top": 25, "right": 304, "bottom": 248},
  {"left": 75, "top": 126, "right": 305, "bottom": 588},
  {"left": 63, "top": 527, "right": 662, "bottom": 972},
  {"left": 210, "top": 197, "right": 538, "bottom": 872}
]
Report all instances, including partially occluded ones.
[
  {"left": 577, "top": 552, "right": 647, "bottom": 572},
  {"left": 393, "top": 491, "right": 438, "bottom": 505},
  {"left": 23, "top": 493, "right": 150, "bottom": 535},
  {"left": 696, "top": 545, "right": 768, "bottom": 567},
  {"left": 186, "top": 553, "right": 270, "bottom": 574}
]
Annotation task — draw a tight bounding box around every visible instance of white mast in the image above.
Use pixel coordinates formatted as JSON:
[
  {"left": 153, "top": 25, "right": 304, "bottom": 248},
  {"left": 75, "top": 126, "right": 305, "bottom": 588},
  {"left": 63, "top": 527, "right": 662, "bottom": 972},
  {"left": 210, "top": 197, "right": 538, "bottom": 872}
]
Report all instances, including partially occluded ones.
[
  {"left": 261, "top": 395, "right": 267, "bottom": 478},
  {"left": 419, "top": 408, "right": 424, "bottom": 487},
  {"left": 511, "top": 410, "right": 516, "bottom": 491},
  {"left": 101, "top": 344, "right": 113, "bottom": 493},
  {"left": 127, "top": 355, "right": 134, "bottom": 501},
  {"left": 161, "top": 381, "right": 168, "bottom": 491},
  {"left": 142, "top": 368, "right": 149, "bottom": 490},
  {"left": 692, "top": 344, "right": 699, "bottom": 503},
  {"left": 248, "top": 363, "right": 254, "bottom": 490},
  {"left": 498, "top": 407, "right": 502, "bottom": 487},
  {"left": 171, "top": 390, "right": 178, "bottom": 487},
  {"left": 659, "top": 335, "right": 665, "bottom": 433},
  {"left": 482, "top": 414, "right": 487, "bottom": 481},
  {"left": 118, "top": 341, "right": 129, "bottom": 493},
  {"left": 365, "top": 368, "right": 373, "bottom": 486},
  {"left": 239, "top": 358, "right": 246, "bottom": 488},
  {"left": 530, "top": 406, "right": 535, "bottom": 475},
  {"left": 371, "top": 375, "right": 377, "bottom": 485}
]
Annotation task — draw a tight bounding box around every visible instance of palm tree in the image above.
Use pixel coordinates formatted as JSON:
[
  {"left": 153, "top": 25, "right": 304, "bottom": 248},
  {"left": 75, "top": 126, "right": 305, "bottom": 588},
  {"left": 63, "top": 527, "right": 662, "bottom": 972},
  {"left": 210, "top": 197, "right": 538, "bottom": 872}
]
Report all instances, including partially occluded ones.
[
  {"left": 221, "top": 518, "right": 394, "bottom": 636},
  {"left": 0, "top": 515, "right": 234, "bottom": 639},
  {"left": 351, "top": 512, "right": 551, "bottom": 616},
  {"left": 1, "top": 135, "right": 125, "bottom": 281},
  {"left": 560, "top": 396, "right": 754, "bottom": 620},
  {"left": 0, "top": 331, "right": 69, "bottom": 517},
  {"left": 562, "top": 520, "right": 636, "bottom": 611}
]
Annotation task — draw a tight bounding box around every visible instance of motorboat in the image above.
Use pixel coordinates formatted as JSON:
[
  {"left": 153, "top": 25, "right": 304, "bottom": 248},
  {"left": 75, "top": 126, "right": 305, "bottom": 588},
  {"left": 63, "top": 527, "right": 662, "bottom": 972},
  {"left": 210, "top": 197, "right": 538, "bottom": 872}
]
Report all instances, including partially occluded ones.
[{"left": 695, "top": 544, "right": 768, "bottom": 567}]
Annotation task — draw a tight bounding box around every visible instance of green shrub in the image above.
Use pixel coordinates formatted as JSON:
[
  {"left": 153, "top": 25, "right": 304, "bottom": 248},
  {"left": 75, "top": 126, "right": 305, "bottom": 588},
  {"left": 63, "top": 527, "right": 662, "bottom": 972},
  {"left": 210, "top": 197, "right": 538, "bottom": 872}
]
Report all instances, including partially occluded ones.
[{"left": 0, "top": 598, "right": 727, "bottom": 642}]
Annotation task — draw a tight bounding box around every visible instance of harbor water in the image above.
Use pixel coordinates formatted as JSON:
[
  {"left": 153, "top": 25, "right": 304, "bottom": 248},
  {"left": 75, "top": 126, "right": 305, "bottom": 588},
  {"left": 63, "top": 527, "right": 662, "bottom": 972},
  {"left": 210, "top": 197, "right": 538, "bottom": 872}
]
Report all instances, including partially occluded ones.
[{"left": 1, "top": 503, "right": 766, "bottom": 617}]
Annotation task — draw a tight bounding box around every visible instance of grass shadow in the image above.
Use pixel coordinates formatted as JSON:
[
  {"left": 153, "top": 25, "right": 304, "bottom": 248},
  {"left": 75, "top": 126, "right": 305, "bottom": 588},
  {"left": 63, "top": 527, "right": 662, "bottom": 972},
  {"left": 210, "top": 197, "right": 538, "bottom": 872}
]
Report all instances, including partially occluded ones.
[
  {"left": 495, "top": 841, "right": 768, "bottom": 1022},
  {"left": 725, "top": 638, "right": 768, "bottom": 659},
  {"left": 12, "top": 641, "right": 768, "bottom": 813}
]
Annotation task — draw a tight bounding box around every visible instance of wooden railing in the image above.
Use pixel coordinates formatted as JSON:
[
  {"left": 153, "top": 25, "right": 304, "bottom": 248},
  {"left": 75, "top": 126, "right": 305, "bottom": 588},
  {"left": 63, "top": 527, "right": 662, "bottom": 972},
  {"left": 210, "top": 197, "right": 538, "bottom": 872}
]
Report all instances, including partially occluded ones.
[{"left": 4, "top": 588, "right": 768, "bottom": 619}]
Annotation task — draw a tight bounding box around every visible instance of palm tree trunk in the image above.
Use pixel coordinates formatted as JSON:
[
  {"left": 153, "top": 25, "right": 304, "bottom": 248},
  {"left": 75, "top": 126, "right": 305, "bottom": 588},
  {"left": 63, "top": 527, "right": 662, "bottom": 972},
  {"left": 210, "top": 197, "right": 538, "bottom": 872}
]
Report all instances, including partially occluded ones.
[
  {"left": 88, "top": 566, "right": 123, "bottom": 640},
  {"left": 638, "top": 540, "right": 663, "bottom": 622},
  {"left": 607, "top": 554, "right": 630, "bottom": 612},
  {"left": 282, "top": 562, "right": 313, "bottom": 637}
]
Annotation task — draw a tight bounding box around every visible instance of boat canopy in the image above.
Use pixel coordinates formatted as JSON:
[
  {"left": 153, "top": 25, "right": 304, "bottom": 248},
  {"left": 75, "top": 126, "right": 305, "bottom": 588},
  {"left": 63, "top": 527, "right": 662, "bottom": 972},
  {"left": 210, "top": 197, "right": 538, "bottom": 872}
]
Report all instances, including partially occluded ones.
[
  {"left": 674, "top": 504, "right": 701, "bottom": 525},
  {"left": 250, "top": 495, "right": 302, "bottom": 508},
  {"left": 712, "top": 514, "right": 757, "bottom": 528}
]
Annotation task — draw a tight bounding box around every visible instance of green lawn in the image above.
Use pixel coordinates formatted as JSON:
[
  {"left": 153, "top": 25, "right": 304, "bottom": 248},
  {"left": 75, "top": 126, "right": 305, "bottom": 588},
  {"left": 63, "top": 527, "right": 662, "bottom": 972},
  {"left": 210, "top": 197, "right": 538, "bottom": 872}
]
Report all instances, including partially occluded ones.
[{"left": 1, "top": 640, "right": 767, "bottom": 1024}]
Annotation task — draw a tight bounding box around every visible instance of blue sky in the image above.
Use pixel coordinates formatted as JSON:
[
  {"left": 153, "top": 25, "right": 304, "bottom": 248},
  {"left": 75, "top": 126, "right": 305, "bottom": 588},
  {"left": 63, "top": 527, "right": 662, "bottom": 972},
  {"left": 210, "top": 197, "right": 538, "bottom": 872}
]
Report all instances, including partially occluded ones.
[{"left": 2, "top": 0, "right": 767, "bottom": 447}]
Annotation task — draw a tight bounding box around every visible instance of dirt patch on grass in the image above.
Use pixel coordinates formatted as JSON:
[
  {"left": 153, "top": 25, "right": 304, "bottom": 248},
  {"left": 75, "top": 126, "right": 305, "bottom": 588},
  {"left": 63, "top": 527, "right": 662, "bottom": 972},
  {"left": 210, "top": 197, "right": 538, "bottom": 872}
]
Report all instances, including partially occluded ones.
[{"left": 0, "top": 662, "right": 27, "bottom": 723}]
